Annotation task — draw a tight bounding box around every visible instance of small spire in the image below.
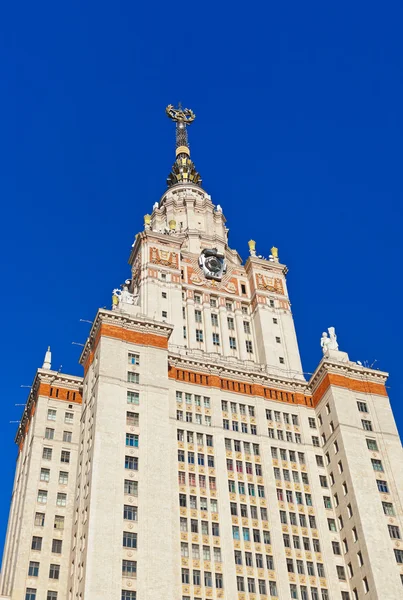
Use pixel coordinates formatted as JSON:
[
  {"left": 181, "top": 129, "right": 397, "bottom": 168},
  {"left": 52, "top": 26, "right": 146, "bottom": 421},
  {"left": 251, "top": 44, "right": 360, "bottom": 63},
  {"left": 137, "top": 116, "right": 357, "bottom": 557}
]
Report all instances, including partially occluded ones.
[
  {"left": 165, "top": 104, "right": 202, "bottom": 187},
  {"left": 42, "top": 346, "right": 52, "bottom": 370}
]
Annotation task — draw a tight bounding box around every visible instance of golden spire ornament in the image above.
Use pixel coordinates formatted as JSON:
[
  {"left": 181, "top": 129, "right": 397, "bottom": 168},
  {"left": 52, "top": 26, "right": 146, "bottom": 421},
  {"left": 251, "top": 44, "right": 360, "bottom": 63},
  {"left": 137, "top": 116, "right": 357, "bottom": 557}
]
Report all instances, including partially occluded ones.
[{"left": 166, "top": 103, "right": 202, "bottom": 188}]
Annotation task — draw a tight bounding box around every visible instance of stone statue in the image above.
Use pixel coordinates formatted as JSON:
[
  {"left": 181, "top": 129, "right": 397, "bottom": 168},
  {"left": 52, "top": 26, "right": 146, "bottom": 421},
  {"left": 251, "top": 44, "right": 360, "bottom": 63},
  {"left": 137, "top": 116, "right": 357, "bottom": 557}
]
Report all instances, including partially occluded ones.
[
  {"left": 328, "top": 326, "right": 339, "bottom": 350},
  {"left": 321, "top": 327, "right": 339, "bottom": 354},
  {"left": 112, "top": 282, "right": 135, "bottom": 309}
]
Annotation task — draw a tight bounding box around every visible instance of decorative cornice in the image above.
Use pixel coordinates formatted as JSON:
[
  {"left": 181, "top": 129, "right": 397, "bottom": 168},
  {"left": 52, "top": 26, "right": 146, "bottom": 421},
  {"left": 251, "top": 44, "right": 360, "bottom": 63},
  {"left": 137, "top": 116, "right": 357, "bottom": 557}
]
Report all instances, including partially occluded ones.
[
  {"left": 245, "top": 256, "right": 288, "bottom": 276},
  {"left": 310, "top": 357, "right": 388, "bottom": 391},
  {"left": 168, "top": 351, "right": 390, "bottom": 409},
  {"left": 80, "top": 309, "right": 173, "bottom": 371},
  {"left": 15, "top": 369, "right": 83, "bottom": 448},
  {"left": 168, "top": 351, "right": 309, "bottom": 395},
  {"left": 309, "top": 357, "right": 388, "bottom": 407}
]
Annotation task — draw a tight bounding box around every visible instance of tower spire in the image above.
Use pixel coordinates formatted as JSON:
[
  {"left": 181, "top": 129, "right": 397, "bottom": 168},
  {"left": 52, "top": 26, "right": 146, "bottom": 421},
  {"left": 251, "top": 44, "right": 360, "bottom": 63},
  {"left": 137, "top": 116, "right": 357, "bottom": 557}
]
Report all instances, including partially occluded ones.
[
  {"left": 42, "top": 346, "right": 51, "bottom": 370},
  {"left": 166, "top": 104, "right": 202, "bottom": 187}
]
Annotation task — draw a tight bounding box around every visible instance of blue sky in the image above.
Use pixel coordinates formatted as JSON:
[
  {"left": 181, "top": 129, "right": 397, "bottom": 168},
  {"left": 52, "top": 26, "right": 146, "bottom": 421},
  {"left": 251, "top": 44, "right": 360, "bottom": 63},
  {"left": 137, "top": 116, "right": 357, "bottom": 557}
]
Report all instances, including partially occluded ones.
[{"left": 0, "top": 1, "right": 402, "bottom": 552}]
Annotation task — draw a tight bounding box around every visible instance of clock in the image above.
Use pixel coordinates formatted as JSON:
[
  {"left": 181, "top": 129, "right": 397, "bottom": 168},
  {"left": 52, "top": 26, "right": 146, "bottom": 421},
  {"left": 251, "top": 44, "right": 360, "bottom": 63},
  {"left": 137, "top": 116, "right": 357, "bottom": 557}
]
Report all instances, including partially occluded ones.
[{"left": 199, "top": 248, "right": 227, "bottom": 281}]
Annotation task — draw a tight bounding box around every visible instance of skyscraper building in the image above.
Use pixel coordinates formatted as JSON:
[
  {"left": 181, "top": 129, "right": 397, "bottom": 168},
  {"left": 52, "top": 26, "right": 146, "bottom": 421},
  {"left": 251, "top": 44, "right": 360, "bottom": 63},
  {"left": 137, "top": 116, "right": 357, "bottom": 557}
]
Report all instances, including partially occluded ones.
[{"left": 1, "top": 105, "right": 403, "bottom": 600}]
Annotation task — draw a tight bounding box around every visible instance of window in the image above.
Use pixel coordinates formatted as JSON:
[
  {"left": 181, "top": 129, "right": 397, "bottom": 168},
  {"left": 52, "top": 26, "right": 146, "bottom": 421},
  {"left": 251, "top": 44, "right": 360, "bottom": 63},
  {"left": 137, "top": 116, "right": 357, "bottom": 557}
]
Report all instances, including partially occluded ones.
[
  {"left": 126, "top": 433, "right": 139, "bottom": 448},
  {"left": 40, "top": 468, "right": 50, "bottom": 482},
  {"left": 279, "top": 357, "right": 284, "bottom": 364},
  {"left": 388, "top": 525, "right": 401, "bottom": 539},
  {"left": 226, "top": 301, "right": 233, "bottom": 311},
  {"left": 162, "top": 292, "right": 167, "bottom": 299},
  {"left": 319, "top": 475, "right": 328, "bottom": 488},
  {"left": 211, "top": 313, "right": 219, "bottom": 327},
  {"left": 341, "top": 594, "right": 350, "bottom": 600},
  {"left": 47, "top": 592, "right": 57, "bottom": 600},
  {"left": 362, "top": 419, "right": 372, "bottom": 431},
  {"left": 124, "top": 505, "right": 138, "bottom": 521},
  {"left": 52, "top": 539, "right": 62, "bottom": 554},
  {"left": 28, "top": 561, "right": 39, "bottom": 577},
  {"left": 121, "top": 591, "right": 136, "bottom": 600},
  {"left": 123, "top": 531, "right": 137, "bottom": 548},
  {"left": 377, "top": 479, "right": 389, "bottom": 493},
  {"left": 371, "top": 458, "right": 384, "bottom": 472},
  {"left": 60, "top": 450, "right": 70, "bottom": 464},
  {"left": 49, "top": 564, "right": 60, "bottom": 580},
  {"left": 237, "top": 577, "right": 245, "bottom": 592},
  {"left": 382, "top": 501, "right": 395, "bottom": 516},
  {"left": 193, "top": 309, "right": 202, "bottom": 324},
  {"left": 394, "top": 549, "right": 403, "bottom": 564},
  {"left": 128, "top": 353, "right": 140, "bottom": 365},
  {"left": 122, "top": 560, "right": 137, "bottom": 577},
  {"left": 62, "top": 431, "right": 72, "bottom": 443},
  {"left": 357, "top": 400, "right": 368, "bottom": 412},
  {"left": 312, "top": 436, "right": 320, "bottom": 447},
  {"left": 308, "top": 417, "right": 316, "bottom": 428},
  {"left": 127, "top": 391, "right": 139, "bottom": 405},
  {"left": 54, "top": 516, "right": 64, "bottom": 530},
  {"left": 323, "top": 496, "right": 332, "bottom": 509},
  {"left": 363, "top": 577, "right": 369, "bottom": 593},
  {"left": 125, "top": 456, "right": 138, "bottom": 470},
  {"left": 37, "top": 490, "right": 47, "bottom": 504},
  {"left": 328, "top": 519, "right": 337, "bottom": 532},
  {"left": 31, "top": 536, "right": 42, "bottom": 551},
  {"left": 45, "top": 428, "right": 54, "bottom": 440},
  {"left": 213, "top": 333, "right": 220, "bottom": 346},
  {"left": 227, "top": 317, "right": 234, "bottom": 329},
  {"left": 64, "top": 412, "right": 74, "bottom": 424},
  {"left": 337, "top": 565, "right": 346, "bottom": 581},
  {"left": 332, "top": 541, "right": 341, "bottom": 555},
  {"left": 243, "top": 321, "right": 251, "bottom": 334},
  {"left": 229, "top": 337, "right": 237, "bottom": 349},
  {"left": 126, "top": 412, "right": 139, "bottom": 427},
  {"left": 25, "top": 590, "right": 36, "bottom": 600},
  {"left": 56, "top": 493, "right": 67, "bottom": 507},
  {"left": 34, "top": 512, "right": 45, "bottom": 527},
  {"left": 196, "top": 329, "right": 204, "bottom": 342},
  {"left": 245, "top": 340, "right": 253, "bottom": 353},
  {"left": 161, "top": 310, "right": 167, "bottom": 318},
  {"left": 127, "top": 372, "right": 139, "bottom": 384},
  {"left": 357, "top": 401, "right": 368, "bottom": 413},
  {"left": 47, "top": 409, "right": 56, "bottom": 421}
]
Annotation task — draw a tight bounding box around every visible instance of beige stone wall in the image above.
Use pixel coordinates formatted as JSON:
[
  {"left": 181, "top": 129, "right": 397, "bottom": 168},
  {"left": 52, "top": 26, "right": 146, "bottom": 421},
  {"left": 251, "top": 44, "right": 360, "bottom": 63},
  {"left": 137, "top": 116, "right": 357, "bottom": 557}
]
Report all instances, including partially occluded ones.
[
  {"left": 315, "top": 382, "right": 403, "bottom": 599},
  {"left": 0, "top": 376, "right": 81, "bottom": 600}
]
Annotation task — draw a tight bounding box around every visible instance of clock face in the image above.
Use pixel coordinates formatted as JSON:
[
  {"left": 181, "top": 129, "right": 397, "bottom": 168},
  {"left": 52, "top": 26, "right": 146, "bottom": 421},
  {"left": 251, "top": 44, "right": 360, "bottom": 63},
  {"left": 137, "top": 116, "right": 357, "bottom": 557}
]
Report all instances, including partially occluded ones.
[
  {"left": 205, "top": 255, "right": 222, "bottom": 274},
  {"left": 199, "top": 248, "right": 227, "bottom": 281}
]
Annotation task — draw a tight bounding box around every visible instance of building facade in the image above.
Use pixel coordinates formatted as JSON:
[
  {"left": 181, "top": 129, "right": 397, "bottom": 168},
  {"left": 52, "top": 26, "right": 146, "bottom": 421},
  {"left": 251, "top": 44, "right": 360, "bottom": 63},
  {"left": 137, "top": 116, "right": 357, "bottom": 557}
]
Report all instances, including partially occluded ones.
[{"left": 1, "top": 106, "right": 403, "bottom": 600}]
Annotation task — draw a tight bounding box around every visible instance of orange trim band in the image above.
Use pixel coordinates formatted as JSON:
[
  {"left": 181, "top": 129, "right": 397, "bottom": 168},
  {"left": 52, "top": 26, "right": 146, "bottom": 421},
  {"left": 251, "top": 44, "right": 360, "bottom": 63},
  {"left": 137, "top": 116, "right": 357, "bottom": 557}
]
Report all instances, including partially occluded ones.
[
  {"left": 84, "top": 323, "right": 169, "bottom": 374},
  {"left": 168, "top": 366, "right": 313, "bottom": 407},
  {"left": 313, "top": 373, "right": 388, "bottom": 406},
  {"left": 38, "top": 383, "right": 82, "bottom": 404},
  {"left": 100, "top": 323, "right": 169, "bottom": 349}
]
